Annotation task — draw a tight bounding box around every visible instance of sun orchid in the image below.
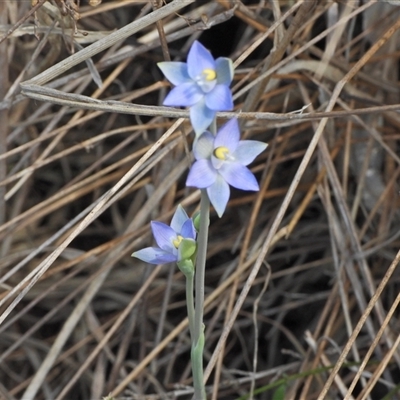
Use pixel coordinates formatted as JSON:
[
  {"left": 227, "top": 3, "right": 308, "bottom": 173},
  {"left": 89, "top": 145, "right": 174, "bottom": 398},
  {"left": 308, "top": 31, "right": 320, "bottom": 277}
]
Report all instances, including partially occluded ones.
[
  {"left": 132, "top": 205, "right": 197, "bottom": 265},
  {"left": 186, "top": 119, "right": 267, "bottom": 217},
  {"left": 158, "top": 40, "right": 234, "bottom": 135}
]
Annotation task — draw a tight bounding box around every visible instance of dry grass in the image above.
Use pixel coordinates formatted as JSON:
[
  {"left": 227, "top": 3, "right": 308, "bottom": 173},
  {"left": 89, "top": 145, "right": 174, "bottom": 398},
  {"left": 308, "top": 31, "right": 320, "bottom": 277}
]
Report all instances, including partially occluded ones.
[{"left": 0, "top": 1, "right": 400, "bottom": 399}]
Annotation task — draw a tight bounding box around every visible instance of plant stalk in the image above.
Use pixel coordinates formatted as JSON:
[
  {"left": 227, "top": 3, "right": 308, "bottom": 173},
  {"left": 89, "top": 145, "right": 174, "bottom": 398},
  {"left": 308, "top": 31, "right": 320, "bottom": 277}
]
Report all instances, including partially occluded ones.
[
  {"left": 192, "top": 189, "right": 210, "bottom": 399},
  {"left": 185, "top": 270, "right": 195, "bottom": 338}
]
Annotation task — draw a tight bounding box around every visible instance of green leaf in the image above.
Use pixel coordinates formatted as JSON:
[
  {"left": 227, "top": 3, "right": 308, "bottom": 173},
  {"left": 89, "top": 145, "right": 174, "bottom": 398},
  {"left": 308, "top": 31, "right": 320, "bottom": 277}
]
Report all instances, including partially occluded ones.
[
  {"left": 272, "top": 383, "right": 286, "bottom": 400},
  {"left": 192, "top": 211, "right": 201, "bottom": 231}
]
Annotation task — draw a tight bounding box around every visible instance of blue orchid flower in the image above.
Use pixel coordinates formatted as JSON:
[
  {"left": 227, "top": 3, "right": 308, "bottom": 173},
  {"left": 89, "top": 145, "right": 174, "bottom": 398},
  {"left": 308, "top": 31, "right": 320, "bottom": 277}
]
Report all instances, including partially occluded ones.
[
  {"left": 186, "top": 119, "right": 267, "bottom": 217},
  {"left": 132, "top": 205, "right": 197, "bottom": 264},
  {"left": 158, "top": 40, "right": 234, "bottom": 135}
]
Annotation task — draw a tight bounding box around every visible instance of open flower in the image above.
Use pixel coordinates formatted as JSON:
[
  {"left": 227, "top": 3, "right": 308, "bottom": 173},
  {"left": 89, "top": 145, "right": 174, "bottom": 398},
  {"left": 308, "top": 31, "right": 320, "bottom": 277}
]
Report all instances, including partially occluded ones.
[
  {"left": 186, "top": 119, "right": 267, "bottom": 217},
  {"left": 158, "top": 40, "right": 234, "bottom": 135},
  {"left": 132, "top": 205, "right": 196, "bottom": 264}
]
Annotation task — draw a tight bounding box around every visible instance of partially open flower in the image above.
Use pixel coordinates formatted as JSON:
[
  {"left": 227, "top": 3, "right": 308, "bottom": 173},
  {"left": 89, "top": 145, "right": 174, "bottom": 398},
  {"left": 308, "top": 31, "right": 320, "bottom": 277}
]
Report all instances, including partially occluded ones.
[
  {"left": 158, "top": 40, "right": 234, "bottom": 135},
  {"left": 132, "top": 205, "right": 196, "bottom": 264},
  {"left": 186, "top": 119, "right": 267, "bottom": 217}
]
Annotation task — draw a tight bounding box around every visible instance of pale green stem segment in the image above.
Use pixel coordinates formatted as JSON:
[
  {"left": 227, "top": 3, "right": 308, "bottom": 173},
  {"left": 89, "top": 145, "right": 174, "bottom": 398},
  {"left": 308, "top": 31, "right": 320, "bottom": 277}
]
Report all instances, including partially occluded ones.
[
  {"left": 192, "top": 189, "right": 209, "bottom": 400},
  {"left": 184, "top": 269, "right": 195, "bottom": 338},
  {"left": 191, "top": 325, "right": 205, "bottom": 399},
  {"left": 191, "top": 119, "right": 215, "bottom": 399}
]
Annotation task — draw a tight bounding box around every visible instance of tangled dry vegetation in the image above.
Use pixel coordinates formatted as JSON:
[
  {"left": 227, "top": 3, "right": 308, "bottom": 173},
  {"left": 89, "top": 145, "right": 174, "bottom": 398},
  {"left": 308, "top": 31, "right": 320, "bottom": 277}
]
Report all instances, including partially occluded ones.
[{"left": 0, "top": 0, "right": 400, "bottom": 399}]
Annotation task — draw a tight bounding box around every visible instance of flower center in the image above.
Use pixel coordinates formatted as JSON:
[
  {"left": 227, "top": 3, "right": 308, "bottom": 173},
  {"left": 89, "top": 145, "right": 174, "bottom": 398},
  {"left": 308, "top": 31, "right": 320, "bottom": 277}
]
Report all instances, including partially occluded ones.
[
  {"left": 214, "top": 146, "right": 230, "bottom": 160},
  {"left": 203, "top": 68, "right": 216, "bottom": 81},
  {"left": 172, "top": 235, "right": 183, "bottom": 249}
]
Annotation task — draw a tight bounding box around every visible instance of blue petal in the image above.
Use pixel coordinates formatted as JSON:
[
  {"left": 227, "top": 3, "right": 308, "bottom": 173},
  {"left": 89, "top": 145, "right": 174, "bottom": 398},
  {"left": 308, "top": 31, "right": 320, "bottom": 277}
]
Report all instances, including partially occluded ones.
[
  {"left": 170, "top": 204, "right": 189, "bottom": 233},
  {"left": 233, "top": 141, "right": 268, "bottom": 165},
  {"left": 151, "top": 221, "right": 176, "bottom": 252},
  {"left": 181, "top": 218, "right": 197, "bottom": 239},
  {"left": 215, "top": 57, "right": 234, "bottom": 85},
  {"left": 205, "top": 84, "right": 233, "bottom": 111},
  {"left": 193, "top": 131, "right": 214, "bottom": 160},
  {"left": 219, "top": 162, "right": 259, "bottom": 191},
  {"left": 190, "top": 100, "right": 215, "bottom": 136},
  {"left": 163, "top": 82, "right": 203, "bottom": 107},
  {"left": 214, "top": 119, "right": 240, "bottom": 152},
  {"left": 158, "top": 62, "right": 191, "bottom": 85},
  {"left": 186, "top": 159, "right": 217, "bottom": 188},
  {"left": 187, "top": 41, "right": 216, "bottom": 80},
  {"left": 207, "top": 175, "right": 230, "bottom": 217},
  {"left": 132, "top": 247, "right": 176, "bottom": 264}
]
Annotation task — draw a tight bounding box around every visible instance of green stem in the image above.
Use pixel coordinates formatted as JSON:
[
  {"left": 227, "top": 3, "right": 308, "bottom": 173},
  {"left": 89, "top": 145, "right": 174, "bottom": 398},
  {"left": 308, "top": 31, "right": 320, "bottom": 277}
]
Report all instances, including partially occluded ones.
[
  {"left": 192, "top": 189, "right": 209, "bottom": 400},
  {"left": 191, "top": 328, "right": 205, "bottom": 399},
  {"left": 191, "top": 118, "right": 214, "bottom": 399},
  {"left": 185, "top": 270, "right": 195, "bottom": 338}
]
